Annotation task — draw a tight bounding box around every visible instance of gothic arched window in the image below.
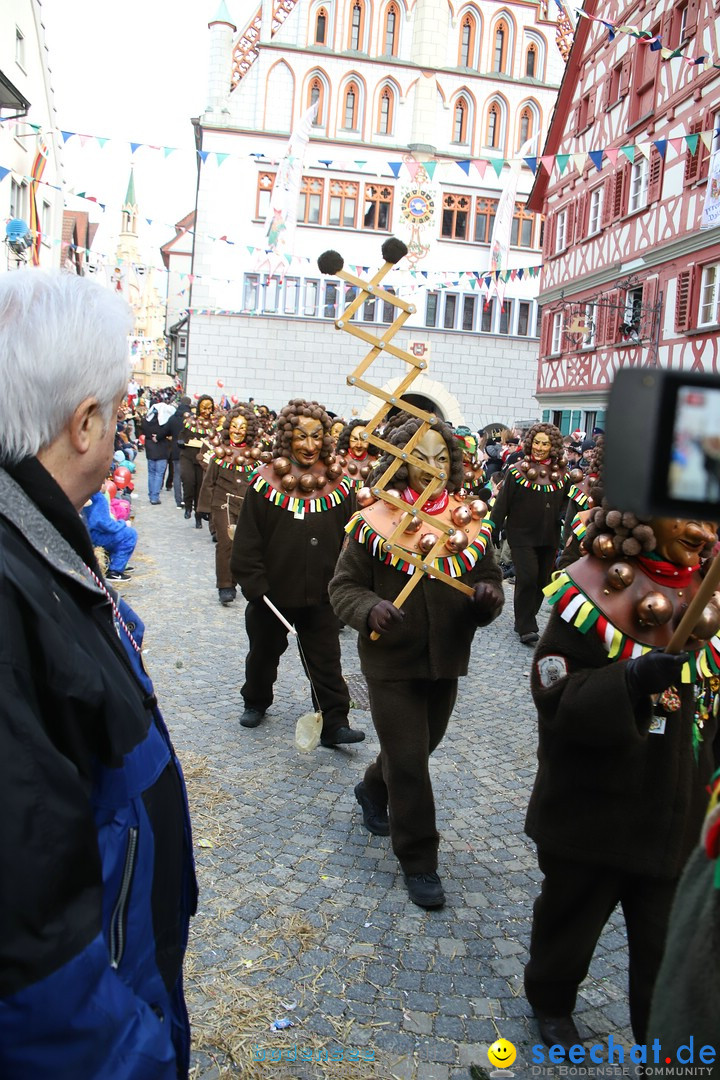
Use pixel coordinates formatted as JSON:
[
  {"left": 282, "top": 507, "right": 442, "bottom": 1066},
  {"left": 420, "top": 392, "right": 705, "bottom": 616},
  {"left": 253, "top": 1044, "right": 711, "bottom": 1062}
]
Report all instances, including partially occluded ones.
[
  {"left": 458, "top": 13, "right": 476, "bottom": 67},
  {"left": 487, "top": 103, "right": 500, "bottom": 147},
  {"left": 343, "top": 82, "right": 359, "bottom": 129},
  {"left": 377, "top": 84, "right": 395, "bottom": 134},
  {"left": 526, "top": 43, "right": 537, "bottom": 77},
  {"left": 454, "top": 97, "right": 469, "bottom": 143},
  {"left": 493, "top": 22, "right": 508, "bottom": 72},
  {"left": 308, "top": 76, "right": 326, "bottom": 125},
  {"left": 349, "top": 0, "right": 366, "bottom": 50},
  {"left": 315, "top": 7, "right": 328, "bottom": 43},
  {"left": 384, "top": 3, "right": 398, "bottom": 55}
]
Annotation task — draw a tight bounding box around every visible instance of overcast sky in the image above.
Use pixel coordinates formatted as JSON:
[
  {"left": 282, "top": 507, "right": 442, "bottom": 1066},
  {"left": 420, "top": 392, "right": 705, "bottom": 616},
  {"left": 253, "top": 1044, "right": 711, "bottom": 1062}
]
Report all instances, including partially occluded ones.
[{"left": 41, "top": 0, "right": 219, "bottom": 260}]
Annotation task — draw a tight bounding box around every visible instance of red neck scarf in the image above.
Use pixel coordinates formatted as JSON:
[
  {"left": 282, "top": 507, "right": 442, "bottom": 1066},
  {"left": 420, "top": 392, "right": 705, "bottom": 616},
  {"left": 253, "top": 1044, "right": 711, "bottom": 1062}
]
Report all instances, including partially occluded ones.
[
  {"left": 637, "top": 554, "right": 696, "bottom": 589},
  {"left": 348, "top": 448, "right": 367, "bottom": 461},
  {"left": 401, "top": 486, "right": 449, "bottom": 515}
]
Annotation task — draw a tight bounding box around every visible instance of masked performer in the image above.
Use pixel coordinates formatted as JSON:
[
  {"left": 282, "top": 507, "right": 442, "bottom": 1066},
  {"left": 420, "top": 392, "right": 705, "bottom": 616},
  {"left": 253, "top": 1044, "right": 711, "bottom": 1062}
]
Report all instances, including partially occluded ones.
[
  {"left": 230, "top": 399, "right": 364, "bottom": 747},
  {"left": 179, "top": 394, "right": 215, "bottom": 528},
  {"left": 198, "top": 404, "right": 260, "bottom": 606},
  {"left": 491, "top": 422, "right": 585, "bottom": 645},
  {"left": 524, "top": 507, "right": 720, "bottom": 1051},
  {"left": 334, "top": 419, "right": 378, "bottom": 489},
  {"left": 329, "top": 417, "right": 504, "bottom": 909}
]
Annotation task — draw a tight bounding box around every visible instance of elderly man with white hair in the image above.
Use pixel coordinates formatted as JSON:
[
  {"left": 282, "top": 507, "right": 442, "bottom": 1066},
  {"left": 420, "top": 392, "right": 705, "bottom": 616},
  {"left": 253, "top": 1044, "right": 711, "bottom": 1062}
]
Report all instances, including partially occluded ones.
[{"left": 0, "top": 270, "right": 197, "bottom": 1079}]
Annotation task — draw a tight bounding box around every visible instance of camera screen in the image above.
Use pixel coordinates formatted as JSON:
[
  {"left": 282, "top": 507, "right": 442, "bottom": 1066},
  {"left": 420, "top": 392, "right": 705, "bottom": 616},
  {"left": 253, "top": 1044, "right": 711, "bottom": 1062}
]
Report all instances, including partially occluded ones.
[{"left": 668, "top": 384, "right": 720, "bottom": 501}]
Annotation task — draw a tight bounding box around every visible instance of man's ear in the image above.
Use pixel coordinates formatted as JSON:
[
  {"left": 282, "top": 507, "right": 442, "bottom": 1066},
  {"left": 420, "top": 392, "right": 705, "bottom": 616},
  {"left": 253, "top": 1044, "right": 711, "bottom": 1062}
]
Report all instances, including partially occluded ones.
[{"left": 69, "top": 397, "right": 101, "bottom": 454}]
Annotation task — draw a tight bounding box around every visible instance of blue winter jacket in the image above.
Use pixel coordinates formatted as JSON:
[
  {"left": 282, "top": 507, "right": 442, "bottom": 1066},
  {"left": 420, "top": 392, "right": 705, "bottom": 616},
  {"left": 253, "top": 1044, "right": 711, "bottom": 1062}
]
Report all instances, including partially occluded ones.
[{"left": 0, "top": 465, "right": 197, "bottom": 1079}]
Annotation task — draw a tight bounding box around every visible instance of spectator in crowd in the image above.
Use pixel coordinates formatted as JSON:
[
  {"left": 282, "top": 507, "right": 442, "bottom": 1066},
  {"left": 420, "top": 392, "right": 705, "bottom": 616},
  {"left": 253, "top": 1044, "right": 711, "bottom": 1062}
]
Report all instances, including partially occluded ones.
[{"left": 82, "top": 481, "right": 138, "bottom": 581}]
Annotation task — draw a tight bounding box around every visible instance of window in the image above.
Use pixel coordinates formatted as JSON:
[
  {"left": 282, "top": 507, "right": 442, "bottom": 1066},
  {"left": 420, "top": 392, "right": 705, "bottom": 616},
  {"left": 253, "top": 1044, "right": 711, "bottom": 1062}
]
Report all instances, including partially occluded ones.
[
  {"left": 517, "top": 301, "right": 531, "bottom": 336},
  {"left": 499, "top": 301, "right": 513, "bottom": 334},
  {"left": 453, "top": 98, "right": 468, "bottom": 143},
  {"left": 493, "top": 22, "right": 508, "bottom": 73},
  {"left": 243, "top": 274, "right": 259, "bottom": 312},
  {"left": 383, "top": 3, "right": 398, "bottom": 55},
  {"left": 328, "top": 179, "right": 358, "bottom": 226},
  {"left": 41, "top": 201, "right": 51, "bottom": 244},
  {"left": 628, "top": 157, "right": 649, "bottom": 213},
  {"left": 486, "top": 104, "right": 500, "bottom": 148},
  {"left": 425, "top": 292, "right": 439, "bottom": 327},
  {"left": 323, "top": 281, "right": 339, "bottom": 318},
  {"left": 343, "top": 83, "right": 359, "bottom": 130},
  {"left": 551, "top": 311, "right": 563, "bottom": 353},
  {"left": 511, "top": 202, "right": 534, "bottom": 247},
  {"left": 178, "top": 334, "right": 188, "bottom": 356},
  {"left": 284, "top": 277, "right": 300, "bottom": 314},
  {"left": 15, "top": 27, "right": 25, "bottom": 68},
  {"left": 377, "top": 86, "right": 394, "bottom": 134},
  {"left": 525, "top": 44, "right": 536, "bottom": 77},
  {"left": 344, "top": 283, "right": 359, "bottom": 320},
  {"left": 459, "top": 14, "right": 476, "bottom": 67},
  {"left": 263, "top": 277, "right": 281, "bottom": 313},
  {"left": 444, "top": 294, "right": 458, "bottom": 329},
  {"left": 582, "top": 303, "right": 597, "bottom": 348},
  {"left": 555, "top": 208, "right": 567, "bottom": 252},
  {"left": 535, "top": 304, "right": 543, "bottom": 337},
  {"left": 518, "top": 107, "right": 532, "bottom": 148},
  {"left": 304, "top": 280, "right": 319, "bottom": 316},
  {"left": 349, "top": 0, "right": 365, "bottom": 49},
  {"left": 481, "top": 298, "right": 496, "bottom": 332},
  {"left": 441, "top": 192, "right": 471, "bottom": 239},
  {"left": 699, "top": 265, "right": 720, "bottom": 327},
  {"left": 380, "top": 286, "right": 396, "bottom": 323},
  {"left": 256, "top": 171, "right": 275, "bottom": 218},
  {"left": 308, "top": 76, "right": 326, "bottom": 125},
  {"left": 298, "top": 176, "right": 324, "bottom": 223},
  {"left": 363, "top": 295, "right": 376, "bottom": 321},
  {"left": 363, "top": 184, "right": 393, "bottom": 230},
  {"left": 462, "top": 295, "right": 476, "bottom": 330},
  {"left": 152, "top": 358, "right": 165, "bottom": 375},
  {"left": 588, "top": 186, "right": 603, "bottom": 234},
  {"left": 10, "top": 178, "right": 28, "bottom": 221},
  {"left": 623, "top": 286, "right": 644, "bottom": 334},
  {"left": 474, "top": 196, "right": 497, "bottom": 242},
  {"left": 315, "top": 7, "right": 327, "bottom": 44},
  {"left": 629, "top": 23, "right": 660, "bottom": 126}
]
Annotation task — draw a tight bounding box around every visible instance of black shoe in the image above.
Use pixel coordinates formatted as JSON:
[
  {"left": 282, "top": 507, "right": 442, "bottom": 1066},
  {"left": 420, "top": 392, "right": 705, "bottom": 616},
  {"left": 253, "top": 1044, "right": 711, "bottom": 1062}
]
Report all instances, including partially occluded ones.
[
  {"left": 184, "top": 509, "right": 192, "bottom": 519},
  {"left": 534, "top": 1012, "right": 582, "bottom": 1052},
  {"left": 195, "top": 514, "right": 203, "bottom": 529},
  {"left": 320, "top": 725, "right": 366, "bottom": 747},
  {"left": 520, "top": 632, "right": 539, "bottom": 645},
  {"left": 106, "top": 569, "right": 131, "bottom": 581},
  {"left": 123, "top": 565, "right": 135, "bottom": 574},
  {"left": 240, "top": 707, "right": 265, "bottom": 728},
  {"left": 354, "top": 781, "right": 390, "bottom": 836},
  {"left": 403, "top": 872, "right": 445, "bottom": 909},
  {"left": 218, "top": 587, "right": 236, "bottom": 605}
]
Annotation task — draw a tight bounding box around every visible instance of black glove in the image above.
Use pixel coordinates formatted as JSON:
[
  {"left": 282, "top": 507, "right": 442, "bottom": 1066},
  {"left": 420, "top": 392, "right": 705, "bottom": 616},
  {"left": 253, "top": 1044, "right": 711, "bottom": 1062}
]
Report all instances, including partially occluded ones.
[
  {"left": 472, "top": 582, "right": 504, "bottom": 624},
  {"left": 368, "top": 600, "right": 405, "bottom": 634},
  {"left": 625, "top": 651, "right": 688, "bottom": 699}
]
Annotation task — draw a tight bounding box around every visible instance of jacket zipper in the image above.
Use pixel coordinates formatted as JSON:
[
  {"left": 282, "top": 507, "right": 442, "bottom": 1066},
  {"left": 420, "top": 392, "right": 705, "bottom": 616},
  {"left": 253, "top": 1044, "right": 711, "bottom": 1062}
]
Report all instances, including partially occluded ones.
[{"left": 110, "top": 826, "right": 138, "bottom": 970}]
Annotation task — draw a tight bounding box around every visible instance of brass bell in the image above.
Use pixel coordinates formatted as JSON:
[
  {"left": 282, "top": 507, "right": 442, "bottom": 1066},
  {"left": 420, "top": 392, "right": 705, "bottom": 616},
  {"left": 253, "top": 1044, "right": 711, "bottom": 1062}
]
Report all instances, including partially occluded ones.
[
  {"left": 569, "top": 468, "right": 584, "bottom": 484},
  {"left": 384, "top": 488, "right": 402, "bottom": 501},
  {"left": 273, "top": 456, "right": 291, "bottom": 477},
  {"left": 315, "top": 473, "right": 327, "bottom": 490},
  {"left": 606, "top": 562, "right": 635, "bottom": 590},
  {"left": 281, "top": 474, "right": 297, "bottom": 492},
  {"left": 298, "top": 473, "right": 317, "bottom": 493},
  {"left": 326, "top": 462, "right": 343, "bottom": 479},
  {"left": 526, "top": 467, "right": 538, "bottom": 480},
  {"left": 464, "top": 469, "right": 475, "bottom": 484},
  {"left": 260, "top": 451, "right": 272, "bottom": 463},
  {"left": 360, "top": 465, "right": 371, "bottom": 479},
  {"left": 453, "top": 489, "right": 468, "bottom": 502},
  {"left": 691, "top": 602, "right": 720, "bottom": 641},
  {"left": 519, "top": 460, "right": 530, "bottom": 473},
  {"left": 469, "top": 499, "right": 488, "bottom": 520},
  {"left": 347, "top": 462, "right": 358, "bottom": 475},
  {"left": 592, "top": 534, "right": 615, "bottom": 560},
  {"left": 550, "top": 471, "right": 559, "bottom": 482},
  {"left": 446, "top": 530, "right": 469, "bottom": 554},
  {"left": 404, "top": 514, "right": 423, "bottom": 534},
  {"left": 451, "top": 505, "right": 473, "bottom": 527},
  {"left": 635, "top": 592, "right": 674, "bottom": 627},
  {"left": 356, "top": 486, "right": 375, "bottom": 508},
  {"left": 418, "top": 532, "right": 437, "bottom": 554}
]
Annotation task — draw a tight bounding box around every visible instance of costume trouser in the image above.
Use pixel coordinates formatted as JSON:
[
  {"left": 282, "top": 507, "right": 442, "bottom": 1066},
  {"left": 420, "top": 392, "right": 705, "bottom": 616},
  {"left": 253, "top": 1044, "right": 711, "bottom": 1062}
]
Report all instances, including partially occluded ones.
[
  {"left": 180, "top": 452, "right": 204, "bottom": 514},
  {"left": 146, "top": 458, "right": 167, "bottom": 503},
  {"left": 363, "top": 678, "right": 458, "bottom": 875},
  {"left": 106, "top": 525, "right": 138, "bottom": 572},
  {"left": 524, "top": 850, "right": 677, "bottom": 1043},
  {"left": 242, "top": 599, "right": 350, "bottom": 736},
  {"left": 211, "top": 501, "right": 240, "bottom": 589},
  {"left": 172, "top": 460, "right": 183, "bottom": 506},
  {"left": 510, "top": 545, "right": 557, "bottom": 635}
]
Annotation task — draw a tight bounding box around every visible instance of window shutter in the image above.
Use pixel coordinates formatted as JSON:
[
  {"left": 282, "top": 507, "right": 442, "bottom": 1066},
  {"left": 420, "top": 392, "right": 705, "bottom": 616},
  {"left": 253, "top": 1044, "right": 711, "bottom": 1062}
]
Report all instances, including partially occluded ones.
[
  {"left": 647, "top": 146, "right": 664, "bottom": 203},
  {"left": 541, "top": 312, "right": 552, "bottom": 356},
  {"left": 606, "top": 290, "right": 622, "bottom": 345},
  {"left": 587, "top": 88, "right": 597, "bottom": 126},
  {"left": 700, "top": 108, "right": 713, "bottom": 180},
  {"left": 595, "top": 302, "right": 607, "bottom": 345},
  {"left": 543, "top": 213, "right": 555, "bottom": 259},
  {"left": 575, "top": 192, "right": 588, "bottom": 242},
  {"left": 612, "top": 167, "right": 627, "bottom": 220},
  {"left": 601, "top": 175, "right": 614, "bottom": 227},
  {"left": 684, "top": 118, "right": 704, "bottom": 184},
  {"left": 674, "top": 268, "right": 694, "bottom": 332},
  {"left": 685, "top": 0, "right": 699, "bottom": 37},
  {"left": 619, "top": 56, "right": 632, "bottom": 96},
  {"left": 643, "top": 276, "right": 659, "bottom": 316},
  {"left": 565, "top": 203, "right": 575, "bottom": 248}
]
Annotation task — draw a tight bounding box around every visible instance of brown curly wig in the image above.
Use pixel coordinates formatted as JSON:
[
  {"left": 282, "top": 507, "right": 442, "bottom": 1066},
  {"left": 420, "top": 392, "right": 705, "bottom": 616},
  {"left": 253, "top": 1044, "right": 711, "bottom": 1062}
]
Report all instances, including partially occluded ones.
[
  {"left": 336, "top": 419, "right": 373, "bottom": 456},
  {"left": 369, "top": 416, "right": 464, "bottom": 492},
  {"left": 522, "top": 422, "right": 565, "bottom": 465},
  {"left": 585, "top": 501, "right": 657, "bottom": 558},
  {"left": 219, "top": 404, "right": 259, "bottom": 446},
  {"left": 274, "top": 398, "right": 334, "bottom": 464}
]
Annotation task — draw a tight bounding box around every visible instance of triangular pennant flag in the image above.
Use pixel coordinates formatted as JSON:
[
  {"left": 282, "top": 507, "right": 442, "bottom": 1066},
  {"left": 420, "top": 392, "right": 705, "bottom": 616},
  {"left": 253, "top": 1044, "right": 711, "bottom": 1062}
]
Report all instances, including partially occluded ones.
[
  {"left": 164, "top": 146, "right": 175, "bottom": 158},
  {"left": 97, "top": 137, "right": 108, "bottom": 148},
  {"left": 517, "top": 268, "right": 524, "bottom": 280},
  {"left": 541, "top": 155, "right": 555, "bottom": 174},
  {"left": 620, "top": 144, "right": 635, "bottom": 163},
  {"left": 668, "top": 137, "right": 684, "bottom": 155},
  {"left": 216, "top": 153, "right": 229, "bottom": 166},
  {"left": 573, "top": 152, "right": 588, "bottom": 173},
  {"left": 406, "top": 159, "right": 420, "bottom": 181},
  {"left": 456, "top": 160, "right": 471, "bottom": 175},
  {"left": 588, "top": 149, "right": 604, "bottom": 170},
  {"left": 61, "top": 130, "right": 74, "bottom": 143},
  {"left": 491, "top": 158, "right": 505, "bottom": 177},
  {"left": 653, "top": 139, "right": 667, "bottom": 159},
  {"left": 388, "top": 161, "right": 402, "bottom": 177},
  {"left": 469, "top": 277, "right": 476, "bottom": 288},
  {"left": 701, "top": 131, "right": 713, "bottom": 151},
  {"left": 78, "top": 134, "right": 91, "bottom": 148},
  {"left": 685, "top": 133, "right": 699, "bottom": 156},
  {"left": 636, "top": 142, "right": 651, "bottom": 159},
  {"left": 524, "top": 156, "right": 538, "bottom": 173},
  {"left": 424, "top": 161, "right": 437, "bottom": 179},
  {"left": 556, "top": 154, "right": 571, "bottom": 174},
  {"left": 318, "top": 159, "right": 333, "bottom": 168},
  {"left": 0, "top": 166, "right": 10, "bottom": 183},
  {"left": 604, "top": 146, "right": 619, "bottom": 167},
  {"left": 472, "top": 159, "right": 488, "bottom": 179},
  {"left": 603, "top": 21, "right": 616, "bottom": 40},
  {"left": 198, "top": 150, "right": 209, "bottom": 163},
  {"left": 130, "top": 142, "right": 142, "bottom": 155},
  {"left": 354, "top": 160, "right": 366, "bottom": 169}
]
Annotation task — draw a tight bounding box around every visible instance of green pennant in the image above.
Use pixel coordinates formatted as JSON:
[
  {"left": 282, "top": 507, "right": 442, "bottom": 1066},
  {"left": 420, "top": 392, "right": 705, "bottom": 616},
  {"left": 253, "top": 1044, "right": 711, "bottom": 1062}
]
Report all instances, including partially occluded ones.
[
  {"left": 620, "top": 145, "right": 635, "bottom": 163},
  {"left": 491, "top": 158, "right": 505, "bottom": 178},
  {"left": 685, "top": 133, "right": 699, "bottom": 156},
  {"left": 424, "top": 161, "right": 437, "bottom": 179},
  {"left": 556, "top": 154, "right": 570, "bottom": 175},
  {"left": 469, "top": 278, "right": 476, "bottom": 289},
  {"left": 97, "top": 138, "right": 108, "bottom": 148}
]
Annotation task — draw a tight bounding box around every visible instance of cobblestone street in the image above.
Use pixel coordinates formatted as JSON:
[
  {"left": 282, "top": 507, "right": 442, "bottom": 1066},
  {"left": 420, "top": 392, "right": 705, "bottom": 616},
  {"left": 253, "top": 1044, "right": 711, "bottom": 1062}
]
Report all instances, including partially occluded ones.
[{"left": 122, "top": 465, "right": 636, "bottom": 1080}]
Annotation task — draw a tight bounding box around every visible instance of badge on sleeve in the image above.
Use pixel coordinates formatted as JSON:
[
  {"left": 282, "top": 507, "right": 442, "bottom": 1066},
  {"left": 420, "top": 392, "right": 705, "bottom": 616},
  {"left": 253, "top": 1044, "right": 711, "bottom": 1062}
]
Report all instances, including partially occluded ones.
[{"left": 536, "top": 655, "right": 569, "bottom": 688}]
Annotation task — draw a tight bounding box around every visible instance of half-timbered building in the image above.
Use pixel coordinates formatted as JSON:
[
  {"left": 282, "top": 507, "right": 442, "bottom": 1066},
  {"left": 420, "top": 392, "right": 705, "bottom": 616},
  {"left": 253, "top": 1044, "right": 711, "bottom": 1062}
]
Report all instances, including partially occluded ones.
[{"left": 528, "top": 0, "right": 720, "bottom": 436}]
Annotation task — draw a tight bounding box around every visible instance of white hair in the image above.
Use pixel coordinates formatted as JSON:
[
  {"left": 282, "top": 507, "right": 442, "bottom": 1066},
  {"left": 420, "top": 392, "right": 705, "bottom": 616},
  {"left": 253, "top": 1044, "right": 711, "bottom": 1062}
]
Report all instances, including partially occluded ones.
[{"left": 0, "top": 269, "right": 133, "bottom": 463}]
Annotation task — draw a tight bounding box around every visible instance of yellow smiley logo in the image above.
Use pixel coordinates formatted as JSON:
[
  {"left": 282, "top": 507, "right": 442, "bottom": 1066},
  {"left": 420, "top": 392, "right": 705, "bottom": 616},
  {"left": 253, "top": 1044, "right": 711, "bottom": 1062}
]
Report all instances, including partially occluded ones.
[{"left": 488, "top": 1038, "right": 517, "bottom": 1069}]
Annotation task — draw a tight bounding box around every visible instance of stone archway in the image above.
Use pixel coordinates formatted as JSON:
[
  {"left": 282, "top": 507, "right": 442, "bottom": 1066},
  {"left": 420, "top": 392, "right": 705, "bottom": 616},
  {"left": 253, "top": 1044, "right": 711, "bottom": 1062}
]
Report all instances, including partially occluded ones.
[{"left": 364, "top": 374, "right": 465, "bottom": 427}]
